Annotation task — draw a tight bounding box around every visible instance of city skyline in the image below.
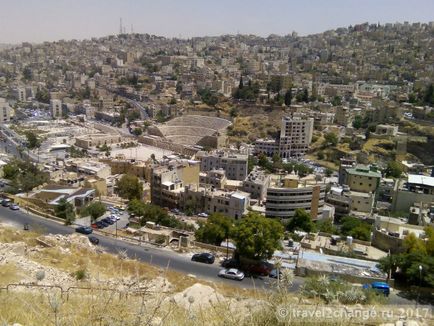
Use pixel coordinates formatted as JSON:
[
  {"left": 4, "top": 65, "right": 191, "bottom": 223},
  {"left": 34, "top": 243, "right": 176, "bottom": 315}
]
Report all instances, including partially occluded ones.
[{"left": 0, "top": 0, "right": 433, "bottom": 44}]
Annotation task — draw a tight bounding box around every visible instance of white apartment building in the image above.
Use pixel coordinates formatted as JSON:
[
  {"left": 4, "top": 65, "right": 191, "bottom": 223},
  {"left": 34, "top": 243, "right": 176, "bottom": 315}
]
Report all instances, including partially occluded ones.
[{"left": 254, "top": 116, "right": 314, "bottom": 158}]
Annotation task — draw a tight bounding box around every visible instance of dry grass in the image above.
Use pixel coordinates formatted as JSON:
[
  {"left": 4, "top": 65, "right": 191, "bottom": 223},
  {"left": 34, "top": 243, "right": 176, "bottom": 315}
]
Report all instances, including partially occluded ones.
[
  {"left": 0, "top": 263, "right": 25, "bottom": 286},
  {"left": 0, "top": 226, "right": 40, "bottom": 246}
]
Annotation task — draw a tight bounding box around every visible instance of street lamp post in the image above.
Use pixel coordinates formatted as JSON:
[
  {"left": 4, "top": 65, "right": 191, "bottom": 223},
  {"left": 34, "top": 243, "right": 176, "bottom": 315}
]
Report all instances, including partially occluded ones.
[
  {"left": 226, "top": 232, "right": 229, "bottom": 260},
  {"left": 115, "top": 219, "right": 118, "bottom": 238},
  {"left": 417, "top": 265, "right": 422, "bottom": 308}
]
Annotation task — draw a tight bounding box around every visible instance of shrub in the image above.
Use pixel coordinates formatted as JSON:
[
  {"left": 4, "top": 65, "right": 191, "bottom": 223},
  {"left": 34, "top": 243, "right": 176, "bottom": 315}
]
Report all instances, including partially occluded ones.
[
  {"left": 35, "top": 270, "right": 45, "bottom": 282},
  {"left": 73, "top": 269, "right": 87, "bottom": 281}
]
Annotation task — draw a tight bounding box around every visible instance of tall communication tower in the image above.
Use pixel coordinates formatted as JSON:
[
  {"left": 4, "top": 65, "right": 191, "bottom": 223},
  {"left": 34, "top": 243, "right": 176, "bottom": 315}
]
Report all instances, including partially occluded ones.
[{"left": 119, "top": 17, "right": 123, "bottom": 35}]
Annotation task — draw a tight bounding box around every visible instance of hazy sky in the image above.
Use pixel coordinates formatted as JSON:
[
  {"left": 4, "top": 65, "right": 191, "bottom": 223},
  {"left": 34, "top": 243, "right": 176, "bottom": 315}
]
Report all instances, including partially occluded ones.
[{"left": 0, "top": 0, "right": 433, "bottom": 43}]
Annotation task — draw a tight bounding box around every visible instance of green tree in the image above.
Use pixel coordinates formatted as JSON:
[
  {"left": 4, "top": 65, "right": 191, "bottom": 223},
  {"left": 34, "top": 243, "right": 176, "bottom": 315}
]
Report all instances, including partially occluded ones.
[
  {"left": 55, "top": 198, "right": 75, "bottom": 225},
  {"left": 423, "top": 84, "right": 434, "bottom": 106},
  {"left": 116, "top": 174, "right": 143, "bottom": 200},
  {"left": 316, "top": 218, "right": 337, "bottom": 234},
  {"left": 25, "top": 131, "right": 41, "bottom": 149},
  {"left": 3, "top": 163, "right": 19, "bottom": 180},
  {"left": 35, "top": 88, "right": 50, "bottom": 103},
  {"left": 323, "top": 132, "right": 338, "bottom": 146},
  {"left": 22, "top": 66, "right": 33, "bottom": 81},
  {"left": 132, "top": 127, "right": 143, "bottom": 136},
  {"left": 272, "top": 153, "right": 283, "bottom": 170},
  {"left": 384, "top": 161, "right": 403, "bottom": 178},
  {"left": 81, "top": 201, "right": 106, "bottom": 222},
  {"left": 325, "top": 168, "right": 333, "bottom": 177},
  {"left": 232, "top": 212, "right": 284, "bottom": 260},
  {"left": 284, "top": 89, "right": 292, "bottom": 106},
  {"left": 331, "top": 96, "right": 342, "bottom": 106},
  {"left": 229, "top": 107, "right": 238, "bottom": 117},
  {"left": 378, "top": 226, "right": 434, "bottom": 287},
  {"left": 352, "top": 115, "right": 362, "bottom": 129},
  {"left": 3, "top": 159, "right": 49, "bottom": 193},
  {"left": 127, "top": 199, "right": 188, "bottom": 229},
  {"left": 195, "top": 213, "right": 234, "bottom": 246},
  {"left": 286, "top": 209, "right": 316, "bottom": 233},
  {"left": 176, "top": 81, "right": 183, "bottom": 94},
  {"left": 403, "top": 232, "right": 427, "bottom": 254},
  {"left": 340, "top": 216, "right": 372, "bottom": 241}
]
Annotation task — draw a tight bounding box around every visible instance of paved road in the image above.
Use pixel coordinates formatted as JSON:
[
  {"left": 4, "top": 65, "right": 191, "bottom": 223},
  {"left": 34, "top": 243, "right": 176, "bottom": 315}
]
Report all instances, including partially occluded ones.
[
  {"left": 0, "top": 207, "right": 288, "bottom": 291},
  {"left": 0, "top": 207, "right": 419, "bottom": 305}
]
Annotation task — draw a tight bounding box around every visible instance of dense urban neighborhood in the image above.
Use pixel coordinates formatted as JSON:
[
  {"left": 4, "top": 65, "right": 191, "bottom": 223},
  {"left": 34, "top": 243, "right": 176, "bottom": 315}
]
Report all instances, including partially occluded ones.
[{"left": 0, "top": 17, "right": 433, "bottom": 325}]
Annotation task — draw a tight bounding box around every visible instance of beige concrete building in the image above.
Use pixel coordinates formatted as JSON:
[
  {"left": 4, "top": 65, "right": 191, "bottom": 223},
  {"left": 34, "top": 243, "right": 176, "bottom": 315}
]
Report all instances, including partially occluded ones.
[
  {"left": 344, "top": 165, "right": 381, "bottom": 193},
  {"left": 50, "top": 99, "right": 62, "bottom": 118},
  {"left": 182, "top": 185, "right": 250, "bottom": 219},
  {"left": 151, "top": 159, "right": 200, "bottom": 208},
  {"left": 75, "top": 133, "right": 125, "bottom": 149},
  {"left": 0, "top": 98, "right": 12, "bottom": 123},
  {"left": 391, "top": 174, "right": 434, "bottom": 212},
  {"left": 242, "top": 167, "right": 270, "bottom": 202},
  {"left": 372, "top": 215, "right": 427, "bottom": 253},
  {"left": 197, "top": 151, "right": 248, "bottom": 181},
  {"left": 266, "top": 173, "right": 326, "bottom": 219}
]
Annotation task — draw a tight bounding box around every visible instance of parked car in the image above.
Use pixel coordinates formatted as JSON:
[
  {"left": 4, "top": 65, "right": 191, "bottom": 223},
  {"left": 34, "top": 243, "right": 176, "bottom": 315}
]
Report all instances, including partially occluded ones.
[
  {"left": 98, "top": 220, "right": 109, "bottom": 228},
  {"left": 198, "top": 212, "right": 209, "bottom": 217},
  {"left": 363, "top": 282, "right": 390, "bottom": 297},
  {"left": 75, "top": 226, "right": 93, "bottom": 235},
  {"left": 88, "top": 236, "right": 99, "bottom": 245},
  {"left": 91, "top": 223, "right": 98, "bottom": 229},
  {"left": 191, "top": 253, "right": 215, "bottom": 264},
  {"left": 221, "top": 258, "right": 239, "bottom": 269},
  {"left": 9, "top": 203, "right": 20, "bottom": 210},
  {"left": 218, "top": 268, "right": 244, "bottom": 281},
  {"left": 268, "top": 269, "right": 282, "bottom": 279},
  {"left": 23, "top": 223, "right": 29, "bottom": 231},
  {"left": 102, "top": 218, "right": 115, "bottom": 225},
  {"left": 95, "top": 221, "right": 105, "bottom": 229},
  {"left": 110, "top": 214, "right": 121, "bottom": 221},
  {"left": 1, "top": 199, "right": 11, "bottom": 207},
  {"left": 243, "top": 262, "right": 273, "bottom": 276}
]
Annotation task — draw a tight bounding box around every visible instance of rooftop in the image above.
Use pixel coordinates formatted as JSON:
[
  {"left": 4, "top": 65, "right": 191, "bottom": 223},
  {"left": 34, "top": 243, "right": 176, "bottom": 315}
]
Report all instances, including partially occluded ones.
[
  {"left": 346, "top": 165, "right": 381, "bottom": 178},
  {"left": 407, "top": 174, "right": 434, "bottom": 187}
]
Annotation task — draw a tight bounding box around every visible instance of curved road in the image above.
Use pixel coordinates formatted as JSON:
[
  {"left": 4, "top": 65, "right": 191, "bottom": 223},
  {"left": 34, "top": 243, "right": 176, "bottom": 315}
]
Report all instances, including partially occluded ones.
[
  {"left": 0, "top": 207, "right": 419, "bottom": 305},
  {"left": 0, "top": 207, "right": 297, "bottom": 291}
]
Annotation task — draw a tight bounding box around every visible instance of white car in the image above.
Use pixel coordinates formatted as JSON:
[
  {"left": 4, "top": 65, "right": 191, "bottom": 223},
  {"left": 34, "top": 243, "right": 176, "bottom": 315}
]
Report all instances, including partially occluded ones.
[
  {"left": 218, "top": 268, "right": 244, "bottom": 281},
  {"left": 110, "top": 214, "right": 121, "bottom": 221},
  {"left": 198, "top": 212, "right": 209, "bottom": 217}
]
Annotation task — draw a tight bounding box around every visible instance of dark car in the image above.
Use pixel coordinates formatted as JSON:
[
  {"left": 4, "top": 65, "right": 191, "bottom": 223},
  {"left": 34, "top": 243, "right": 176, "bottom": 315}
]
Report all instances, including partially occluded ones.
[
  {"left": 269, "top": 269, "right": 282, "bottom": 279},
  {"left": 88, "top": 236, "right": 99, "bottom": 245},
  {"left": 102, "top": 218, "right": 115, "bottom": 225},
  {"left": 191, "top": 253, "right": 215, "bottom": 264},
  {"left": 23, "top": 223, "right": 29, "bottom": 231},
  {"left": 221, "top": 258, "right": 239, "bottom": 269},
  {"left": 244, "top": 262, "right": 273, "bottom": 277},
  {"left": 75, "top": 226, "right": 93, "bottom": 235},
  {"left": 96, "top": 221, "right": 110, "bottom": 229},
  {"left": 1, "top": 199, "right": 11, "bottom": 207}
]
